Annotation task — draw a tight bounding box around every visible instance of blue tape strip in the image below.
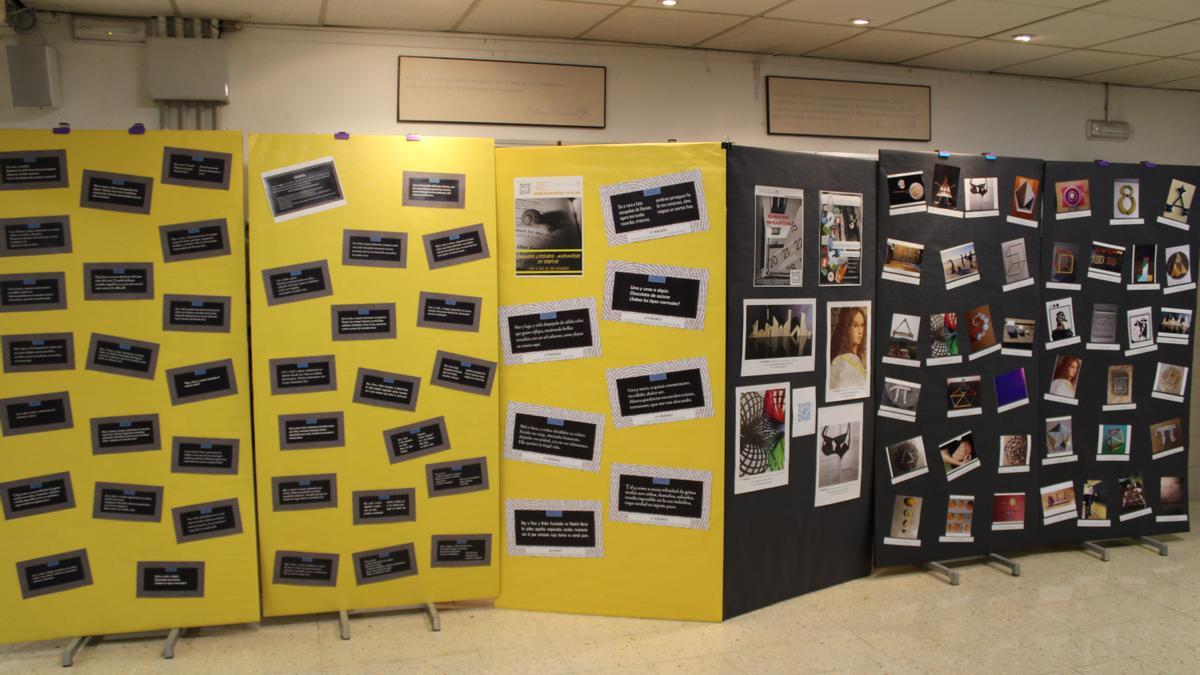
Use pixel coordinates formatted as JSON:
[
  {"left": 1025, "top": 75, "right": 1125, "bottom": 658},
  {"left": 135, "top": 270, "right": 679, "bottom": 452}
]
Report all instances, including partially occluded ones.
[
  {"left": 119, "top": 343, "right": 131, "bottom": 350},
  {"left": 31, "top": 482, "right": 42, "bottom": 489},
  {"left": 200, "top": 443, "right": 212, "bottom": 449},
  {"left": 26, "top": 223, "right": 39, "bottom": 229},
  {"left": 547, "top": 418, "right": 565, "bottom": 426},
  {"left": 119, "top": 421, "right": 132, "bottom": 428},
  {"left": 643, "top": 187, "right": 662, "bottom": 197},
  {"left": 358, "top": 309, "right": 369, "bottom": 315},
  {"left": 647, "top": 275, "right": 667, "bottom": 283},
  {"left": 652, "top": 477, "right": 671, "bottom": 486},
  {"left": 191, "top": 300, "right": 204, "bottom": 307},
  {"left": 194, "top": 369, "right": 206, "bottom": 376},
  {"left": 187, "top": 227, "right": 199, "bottom": 234},
  {"left": 200, "top": 508, "right": 212, "bottom": 515},
  {"left": 192, "top": 155, "right": 204, "bottom": 162},
  {"left": 649, "top": 373, "right": 667, "bottom": 382},
  {"left": 546, "top": 510, "right": 563, "bottom": 518},
  {"left": 445, "top": 300, "right": 456, "bottom": 306},
  {"left": 370, "top": 236, "right": 381, "bottom": 242},
  {"left": 539, "top": 311, "right": 558, "bottom": 320},
  {"left": 31, "top": 339, "right": 43, "bottom": 346},
  {"left": 299, "top": 480, "right": 311, "bottom": 487},
  {"left": 297, "top": 362, "right": 309, "bottom": 368},
  {"left": 28, "top": 401, "right": 41, "bottom": 408},
  {"left": 449, "top": 234, "right": 460, "bottom": 241},
  {"left": 383, "top": 377, "right": 394, "bottom": 384}
]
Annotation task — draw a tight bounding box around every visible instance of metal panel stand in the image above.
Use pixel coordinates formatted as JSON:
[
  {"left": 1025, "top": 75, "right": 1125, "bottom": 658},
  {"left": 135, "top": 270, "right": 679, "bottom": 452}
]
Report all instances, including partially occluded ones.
[
  {"left": 1139, "top": 536, "right": 1169, "bottom": 556},
  {"left": 61, "top": 637, "right": 87, "bottom": 667},
  {"left": 921, "top": 561, "right": 959, "bottom": 586},
  {"left": 163, "top": 628, "right": 184, "bottom": 659},
  {"left": 1082, "top": 540, "right": 1111, "bottom": 561},
  {"left": 923, "top": 554, "right": 1021, "bottom": 585},
  {"left": 986, "top": 552, "right": 1021, "bottom": 576},
  {"left": 337, "top": 603, "right": 441, "bottom": 640}
]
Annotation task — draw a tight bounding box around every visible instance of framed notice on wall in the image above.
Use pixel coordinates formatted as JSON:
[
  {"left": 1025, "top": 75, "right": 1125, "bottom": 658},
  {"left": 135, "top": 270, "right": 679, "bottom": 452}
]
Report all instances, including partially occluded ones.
[
  {"left": 766, "top": 76, "right": 931, "bottom": 141},
  {"left": 397, "top": 56, "right": 606, "bottom": 129}
]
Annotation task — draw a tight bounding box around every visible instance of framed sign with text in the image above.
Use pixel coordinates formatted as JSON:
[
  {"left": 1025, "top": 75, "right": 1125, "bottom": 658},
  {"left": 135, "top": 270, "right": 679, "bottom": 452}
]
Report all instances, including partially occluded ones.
[{"left": 767, "top": 76, "right": 931, "bottom": 141}]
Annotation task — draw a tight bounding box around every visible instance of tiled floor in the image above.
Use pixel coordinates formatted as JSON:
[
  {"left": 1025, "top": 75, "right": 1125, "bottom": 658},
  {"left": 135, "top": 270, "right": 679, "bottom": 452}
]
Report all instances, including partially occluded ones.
[{"left": 3, "top": 513, "right": 1198, "bottom": 674}]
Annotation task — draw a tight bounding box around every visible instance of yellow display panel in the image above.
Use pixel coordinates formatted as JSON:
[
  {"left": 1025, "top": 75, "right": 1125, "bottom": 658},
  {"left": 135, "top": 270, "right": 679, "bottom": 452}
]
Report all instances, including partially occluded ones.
[
  {"left": 494, "top": 143, "right": 726, "bottom": 621},
  {"left": 0, "top": 130, "right": 258, "bottom": 644},
  {"left": 248, "top": 134, "right": 499, "bottom": 617}
]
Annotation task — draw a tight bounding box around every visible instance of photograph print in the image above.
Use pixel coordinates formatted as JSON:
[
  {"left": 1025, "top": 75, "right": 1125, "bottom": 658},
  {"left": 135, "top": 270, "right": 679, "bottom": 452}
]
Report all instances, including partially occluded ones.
[
  {"left": 886, "top": 435, "right": 929, "bottom": 484},
  {"left": 1008, "top": 175, "right": 1040, "bottom": 226},
  {"left": 1159, "top": 178, "right": 1195, "bottom": 229},
  {"left": 1055, "top": 178, "right": 1090, "bottom": 219},
  {"left": 1117, "top": 473, "right": 1151, "bottom": 521},
  {"left": 741, "top": 298, "right": 816, "bottom": 377},
  {"left": 1001, "top": 237, "right": 1033, "bottom": 291},
  {"left": 1163, "top": 244, "right": 1195, "bottom": 294},
  {"left": 998, "top": 434, "right": 1031, "bottom": 473},
  {"left": 1045, "top": 297, "right": 1079, "bottom": 349},
  {"left": 734, "top": 382, "right": 790, "bottom": 495},
  {"left": 882, "top": 312, "right": 920, "bottom": 366},
  {"left": 753, "top": 185, "right": 804, "bottom": 287},
  {"left": 825, "top": 300, "right": 871, "bottom": 402},
  {"left": 964, "top": 176, "right": 998, "bottom": 217},
  {"left": 940, "top": 241, "right": 980, "bottom": 290},
  {"left": 514, "top": 175, "right": 584, "bottom": 276},
  {"left": 887, "top": 170, "right": 926, "bottom": 215},
  {"left": 928, "top": 163, "right": 961, "bottom": 216},
  {"left": 814, "top": 402, "right": 863, "bottom": 507},
  {"left": 879, "top": 377, "right": 920, "bottom": 422},
  {"left": 1158, "top": 307, "right": 1192, "bottom": 345},
  {"left": 882, "top": 238, "right": 924, "bottom": 285},
  {"left": 1111, "top": 178, "right": 1140, "bottom": 223},
  {"left": 1044, "top": 415, "right": 1074, "bottom": 460},
  {"left": 928, "top": 312, "right": 961, "bottom": 365},
  {"left": 1045, "top": 354, "right": 1082, "bottom": 404},
  {"left": 818, "top": 191, "right": 863, "bottom": 286}
]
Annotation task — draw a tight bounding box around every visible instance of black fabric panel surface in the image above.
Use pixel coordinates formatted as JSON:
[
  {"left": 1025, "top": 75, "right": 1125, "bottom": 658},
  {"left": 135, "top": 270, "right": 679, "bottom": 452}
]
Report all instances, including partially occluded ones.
[
  {"left": 1038, "top": 162, "right": 1195, "bottom": 543},
  {"left": 723, "top": 146, "right": 876, "bottom": 619},
  {"left": 873, "top": 150, "right": 1045, "bottom": 567}
]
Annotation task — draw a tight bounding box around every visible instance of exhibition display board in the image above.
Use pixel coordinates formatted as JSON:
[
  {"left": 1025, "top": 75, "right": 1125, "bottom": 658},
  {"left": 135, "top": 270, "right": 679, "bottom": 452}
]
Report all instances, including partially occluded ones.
[
  {"left": 494, "top": 143, "right": 727, "bottom": 621},
  {"left": 1037, "top": 161, "right": 1195, "bottom": 541},
  {"left": 248, "top": 134, "right": 499, "bottom": 617},
  {"left": 0, "top": 130, "right": 258, "bottom": 643},
  {"left": 873, "top": 150, "right": 1044, "bottom": 566},
  {"left": 724, "top": 146, "right": 875, "bottom": 617}
]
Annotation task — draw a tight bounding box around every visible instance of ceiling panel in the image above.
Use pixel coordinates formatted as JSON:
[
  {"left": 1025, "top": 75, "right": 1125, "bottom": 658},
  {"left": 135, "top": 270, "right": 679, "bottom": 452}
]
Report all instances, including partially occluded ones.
[
  {"left": 175, "top": 0, "right": 322, "bottom": 24},
  {"left": 630, "top": 0, "right": 784, "bottom": 16},
  {"left": 886, "top": 0, "right": 1063, "bottom": 38},
  {"left": 995, "top": 49, "right": 1155, "bottom": 78},
  {"left": 581, "top": 6, "right": 743, "bottom": 47},
  {"left": 698, "top": 18, "right": 864, "bottom": 55},
  {"left": 29, "top": 0, "right": 170, "bottom": 16},
  {"left": 1091, "top": 23, "right": 1200, "bottom": 57},
  {"left": 766, "top": 0, "right": 945, "bottom": 27},
  {"left": 1080, "top": 58, "right": 1200, "bottom": 86},
  {"left": 458, "top": 0, "right": 614, "bottom": 39},
  {"left": 1154, "top": 75, "right": 1200, "bottom": 90},
  {"left": 1087, "top": 0, "right": 1200, "bottom": 22},
  {"left": 808, "top": 29, "right": 973, "bottom": 63},
  {"left": 323, "top": 0, "right": 473, "bottom": 31},
  {"left": 905, "top": 38, "right": 1068, "bottom": 70},
  {"left": 1009, "top": 11, "right": 1171, "bottom": 48}
]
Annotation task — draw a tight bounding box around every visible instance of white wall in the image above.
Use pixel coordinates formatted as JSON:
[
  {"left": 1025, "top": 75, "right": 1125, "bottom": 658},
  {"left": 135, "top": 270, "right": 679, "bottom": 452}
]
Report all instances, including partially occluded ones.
[{"left": 3, "top": 17, "right": 1200, "bottom": 496}]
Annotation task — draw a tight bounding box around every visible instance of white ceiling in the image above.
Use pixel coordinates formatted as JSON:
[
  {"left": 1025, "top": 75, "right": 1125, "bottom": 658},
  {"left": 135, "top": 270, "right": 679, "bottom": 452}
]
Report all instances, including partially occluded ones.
[{"left": 26, "top": 0, "right": 1200, "bottom": 90}]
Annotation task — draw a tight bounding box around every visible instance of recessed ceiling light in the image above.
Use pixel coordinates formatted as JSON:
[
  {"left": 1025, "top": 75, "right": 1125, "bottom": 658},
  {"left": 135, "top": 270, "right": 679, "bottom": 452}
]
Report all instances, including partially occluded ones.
[
  {"left": 1013, "top": 34, "right": 1034, "bottom": 42},
  {"left": 851, "top": 17, "right": 870, "bottom": 26},
  {"left": 661, "top": 0, "right": 678, "bottom": 6}
]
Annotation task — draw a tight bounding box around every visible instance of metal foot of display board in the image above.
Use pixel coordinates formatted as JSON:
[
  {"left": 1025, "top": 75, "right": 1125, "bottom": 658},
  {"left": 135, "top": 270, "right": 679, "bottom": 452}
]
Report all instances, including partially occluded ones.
[
  {"left": 61, "top": 636, "right": 87, "bottom": 667},
  {"left": 986, "top": 553, "right": 1021, "bottom": 577},
  {"left": 921, "top": 561, "right": 960, "bottom": 586},
  {"left": 1082, "top": 540, "right": 1111, "bottom": 562},
  {"left": 162, "top": 628, "right": 183, "bottom": 659},
  {"left": 1139, "top": 536, "right": 1169, "bottom": 556},
  {"left": 338, "top": 602, "right": 445, "bottom": 639}
]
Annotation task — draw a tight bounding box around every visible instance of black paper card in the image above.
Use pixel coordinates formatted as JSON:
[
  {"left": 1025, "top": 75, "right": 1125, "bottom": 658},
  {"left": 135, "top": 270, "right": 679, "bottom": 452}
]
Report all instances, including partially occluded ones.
[
  {"left": 0, "top": 472, "right": 75, "bottom": 519},
  {"left": 422, "top": 224, "right": 490, "bottom": 269},
  {"left": 273, "top": 551, "right": 339, "bottom": 587},
  {"left": 278, "top": 412, "right": 345, "bottom": 450},
  {"left": 615, "top": 369, "right": 706, "bottom": 417},
  {"left": 1, "top": 391, "right": 72, "bottom": 436},
  {"left": 425, "top": 457, "right": 489, "bottom": 497},
  {"left": 272, "top": 473, "right": 338, "bottom": 511},
  {"left": 0, "top": 272, "right": 67, "bottom": 312},
  {"left": 506, "top": 307, "right": 595, "bottom": 355},
  {"left": 163, "top": 294, "right": 231, "bottom": 333},
  {"left": 416, "top": 292, "right": 481, "bottom": 332},
  {"left": 166, "top": 359, "right": 237, "bottom": 405},
  {"left": 0, "top": 150, "right": 67, "bottom": 190},
  {"left": 353, "top": 368, "right": 419, "bottom": 411},
  {"left": 431, "top": 534, "right": 492, "bottom": 567},
  {"left": 80, "top": 170, "right": 153, "bottom": 214},
  {"left": 161, "top": 147, "right": 232, "bottom": 190},
  {"left": 402, "top": 171, "right": 465, "bottom": 208},
  {"left": 0, "top": 216, "right": 71, "bottom": 256},
  {"left": 83, "top": 262, "right": 154, "bottom": 300},
  {"left": 617, "top": 474, "right": 705, "bottom": 519},
  {"left": 172, "top": 497, "right": 243, "bottom": 543},
  {"left": 262, "top": 158, "right": 345, "bottom": 221},
  {"left": 430, "top": 351, "right": 497, "bottom": 396},
  {"left": 331, "top": 303, "right": 395, "bottom": 340},
  {"left": 86, "top": 333, "right": 159, "bottom": 380},
  {"left": 159, "top": 219, "right": 230, "bottom": 262},
  {"left": 352, "top": 543, "right": 417, "bottom": 585},
  {"left": 137, "top": 561, "right": 205, "bottom": 597},
  {"left": 342, "top": 229, "right": 408, "bottom": 268},
  {"left": 270, "top": 355, "right": 337, "bottom": 395},
  {"left": 93, "top": 482, "right": 164, "bottom": 522},
  {"left": 610, "top": 272, "right": 701, "bottom": 320},
  {"left": 262, "top": 260, "right": 333, "bottom": 306},
  {"left": 171, "top": 437, "right": 239, "bottom": 475},
  {"left": 2, "top": 332, "right": 73, "bottom": 373},
  {"left": 352, "top": 488, "right": 416, "bottom": 524},
  {"left": 382, "top": 416, "right": 450, "bottom": 464},
  {"left": 90, "top": 414, "right": 160, "bottom": 454},
  {"left": 511, "top": 413, "right": 598, "bottom": 462},
  {"left": 608, "top": 181, "right": 700, "bottom": 235},
  {"left": 513, "top": 509, "right": 597, "bottom": 549},
  {"left": 16, "top": 550, "right": 92, "bottom": 599}
]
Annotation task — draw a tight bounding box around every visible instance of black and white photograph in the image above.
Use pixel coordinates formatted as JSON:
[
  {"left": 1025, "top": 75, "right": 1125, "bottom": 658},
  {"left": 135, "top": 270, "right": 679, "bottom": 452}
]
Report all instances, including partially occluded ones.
[
  {"left": 741, "top": 298, "right": 815, "bottom": 376},
  {"left": 1046, "top": 297, "right": 1080, "bottom": 349},
  {"left": 879, "top": 377, "right": 920, "bottom": 422},
  {"left": 1001, "top": 237, "right": 1033, "bottom": 291},
  {"left": 1125, "top": 306, "right": 1156, "bottom": 356},
  {"left": 1087, "top": 303, "right": 1120, "bottom": 350},
  {"left": 885, "top": 435, "right": 929, "bottom": 485},
  {"left": 753, "top": 185, "right": 804, "bottom": 286},
  {"left": 963, "top": 176, "right": 998, "bottom": 217},
  {"left": 1158, "top": 307, "right": 1192, "bottom": 345},
  {"left": 814, "top": 402, "right": 863, "bottom": 507},
  {"left": 514, "top": 175, "right": 583, "bottom": 276}
]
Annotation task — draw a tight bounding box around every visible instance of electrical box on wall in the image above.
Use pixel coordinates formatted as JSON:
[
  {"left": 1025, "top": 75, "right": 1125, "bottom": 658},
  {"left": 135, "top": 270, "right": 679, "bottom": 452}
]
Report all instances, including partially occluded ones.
[
  {"left": 146, "top": 37, "right": 228, "bottom": 102},
  {"left": 6, "top": 45, "right": 61, "bottom": 108}
]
